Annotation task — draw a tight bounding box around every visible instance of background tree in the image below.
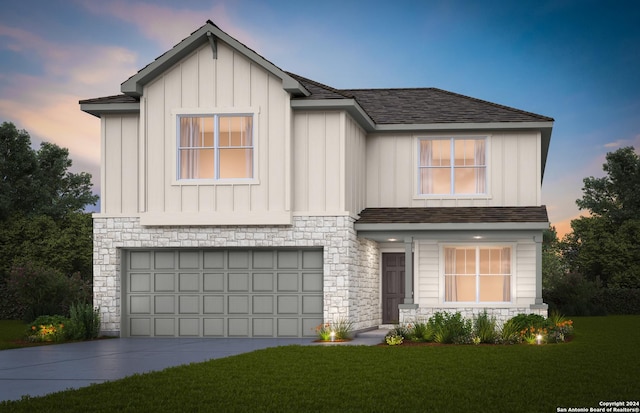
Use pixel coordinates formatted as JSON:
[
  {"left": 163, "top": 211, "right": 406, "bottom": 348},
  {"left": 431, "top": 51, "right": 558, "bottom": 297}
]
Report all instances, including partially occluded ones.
[
  {"left": 0, "top": 121, "right": 97, "bottom": 220},
  {"left": 542, "top": 226, "right": 566, "bottom": 290},
  {"left": 562, "top": 146, "right": 640, "bottom": 288},
  {"left": 0, "top": 121, "right": 97, "bottom": 319}
]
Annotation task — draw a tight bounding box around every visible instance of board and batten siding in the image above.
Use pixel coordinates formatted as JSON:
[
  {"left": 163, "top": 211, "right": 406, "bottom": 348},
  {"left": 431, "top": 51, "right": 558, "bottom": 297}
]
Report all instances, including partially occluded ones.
[
  {"left": 414, "top": 238, "right": 538, "bottom": 308},
  {"left": 137, "top": 41, "right": 291, "bottom": 225},
  {"left": 292, "top": 111, "right": 366, "bottom": 217},
  {"left": 101, "top": 115, "right": 139, "bottom": 215},
  {"left": 366, "top": 132, "right": 542, "bottom": 208}
]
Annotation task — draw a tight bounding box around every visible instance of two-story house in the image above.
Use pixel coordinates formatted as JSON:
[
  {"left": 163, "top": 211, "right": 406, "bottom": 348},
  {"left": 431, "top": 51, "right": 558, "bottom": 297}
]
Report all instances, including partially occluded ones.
[{"left": 80, "top": 20, "right": 552, "bottom": 338}]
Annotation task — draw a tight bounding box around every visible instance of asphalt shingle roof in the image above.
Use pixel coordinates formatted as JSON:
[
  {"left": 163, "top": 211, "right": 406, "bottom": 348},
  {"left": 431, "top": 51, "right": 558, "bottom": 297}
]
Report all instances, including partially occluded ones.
[{"left": 356, "top": 206, "right": 549, "bottom": 224}]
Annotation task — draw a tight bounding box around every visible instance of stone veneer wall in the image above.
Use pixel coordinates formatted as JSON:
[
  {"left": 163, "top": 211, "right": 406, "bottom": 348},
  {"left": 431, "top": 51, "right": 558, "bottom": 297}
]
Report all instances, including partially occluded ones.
[
  {"left": 93, "top": 216, "right": 380, "bottom": 335},
  {"left": 399, "top": 306, "right": 549, "bottom": 326}
]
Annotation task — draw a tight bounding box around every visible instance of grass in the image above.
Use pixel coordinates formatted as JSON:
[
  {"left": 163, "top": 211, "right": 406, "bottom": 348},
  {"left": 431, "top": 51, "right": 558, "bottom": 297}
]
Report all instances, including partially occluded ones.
[
  {"left": 0, "top": 320, "right": 29, "bottom": 350},
  {"left": 1, "top": 316, "right": 639, "bottom": 412}
]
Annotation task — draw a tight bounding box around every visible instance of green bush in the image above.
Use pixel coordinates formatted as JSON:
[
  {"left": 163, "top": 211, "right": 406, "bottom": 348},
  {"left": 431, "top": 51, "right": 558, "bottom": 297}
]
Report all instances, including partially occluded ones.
[
  {"left": 543, "top": 273, "right": 606, "bottom": 316},
  {"left": 427, "top": 312, "right": 472, "bottom": 344},
  {"left": 473, "top": 311, "right": 498, "bottom": 344},
  {"left": 67, "top": 302, "right": 101, "bottom": 340},
  {"left": 593, "top": 288, "right": 640, "bottom": 315},
  {"left": 410, "top": 320, "right": 434, "bottom": 342},
  {"left": 6, "top": 264, "right": 92, "bottom": 322}
]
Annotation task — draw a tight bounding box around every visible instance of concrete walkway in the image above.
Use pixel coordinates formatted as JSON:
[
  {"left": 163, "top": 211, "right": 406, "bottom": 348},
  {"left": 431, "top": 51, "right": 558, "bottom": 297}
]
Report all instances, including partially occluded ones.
[{"left": 0, "top": 330, "right": 387, "bottom": 402}]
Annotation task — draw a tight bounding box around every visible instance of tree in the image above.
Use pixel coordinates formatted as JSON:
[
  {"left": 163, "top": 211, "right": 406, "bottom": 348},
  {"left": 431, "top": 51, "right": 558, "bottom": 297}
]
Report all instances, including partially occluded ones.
[
  {"left": 563, "top": 147, "right": 640, "bottom": 288},
  {"left": 0, "top": 121, "right": 98, "bottom": 220},
  {"left": 542, "top": 226, "right": 566, "bottom": 290}
]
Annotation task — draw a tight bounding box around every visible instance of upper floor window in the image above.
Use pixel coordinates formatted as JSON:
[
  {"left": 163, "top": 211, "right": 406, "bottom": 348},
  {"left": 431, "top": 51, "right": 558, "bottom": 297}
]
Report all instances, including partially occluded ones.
[
  {"left": 419, "top": 138, "right": 486, "bottom": 195},
  {"left": 178, "top": 114, "right": 253, "bottom": 180},
  {"left": 444, "top": 246, "right": 511, "bottom": 303}
]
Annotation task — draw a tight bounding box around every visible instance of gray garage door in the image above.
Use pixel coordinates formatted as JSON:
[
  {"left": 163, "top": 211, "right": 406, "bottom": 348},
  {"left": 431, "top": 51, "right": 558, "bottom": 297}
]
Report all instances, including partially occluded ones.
[{"left": 122, "top": 249, "right": 323, "bottom": 338}]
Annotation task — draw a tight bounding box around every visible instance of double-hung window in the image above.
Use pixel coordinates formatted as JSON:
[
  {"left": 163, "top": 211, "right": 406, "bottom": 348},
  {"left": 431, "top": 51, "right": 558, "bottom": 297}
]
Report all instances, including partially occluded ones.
[
  {"left": 177, "top": 114, "right": 253, "bottom": 180},
  {"left": 444, "top": 246, "right": 511, "bottom": 302},
  {"left": 419, "top": 138, "right": 486, "bottom": 195}
]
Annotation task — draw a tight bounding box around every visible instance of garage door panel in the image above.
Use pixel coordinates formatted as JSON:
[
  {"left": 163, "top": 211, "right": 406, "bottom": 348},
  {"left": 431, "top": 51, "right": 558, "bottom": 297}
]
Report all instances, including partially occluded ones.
[
  {"left": 155, "top": 318, "right": 175, "bottom": 336},
  {"left": 130, "top": 296, "right": 151, "bottom": 314},
  {"left": 179, "top": 273, "right": 199, "bottom": 291},
  {"left": 277, "top": 273, "right": 298, "bottom": 292},
  {"left": 228, "top": 296, "right": 249, "bottom": 313},
  {"left": 253, "top": 318, "right": 274, "bottom": 336},
  {"left": 130, "top": 273, "right": 151, "bottom": 292},
  {"left": 228, "top": 318, "right": 249, "bottom": 336},
  {"left": 155, "top": 296, "right": 175, "bottom": 313},
  {"left": 252, "top": 273, "right": 274, "bottom": 291},
  {"left": 203, "top": 251, "right": 225, "bottom": 269},
  {"left": 130, "top": 251, "right": 151, "bottom": 269},
  {"left": 130, "top": 318, "right": 151, "bottom": 336},
  {"left": 229, "top": 251, "right": 250, "bottom": 269},
  {"left": 203, "top": 295, "right": 225, "bottom": 313},
  {"left": 253, "top": 251, "right": 274, "bottom": 268},
  {"left": 179, "top": 318, "right": 199, "bottom": 336},
  {"left": 179, "top": 296, "right": 199, "bottom": 314},
  {"left": 228, "top": 273, "right": 249, "bottom": 291},
  {"left": 203, "top": 273, "right": 224, "bottom": 291},
  {"left": 302, "top": 296, "right": 322, "bottom": 314},
  {"left": 277, "top": 318, "right": 298, "bottom": 336},
  {"left": 302, "top": 273, "right": 322, "bottom": 292},
  {"left": 203, "top": 318, "right": 224, "bottom": 336},
  {"left": 154, "top": 273, "right": 175, "bottom": 292},
  {"left": 178, "top": 251, "right": 199, "bottom": 269},
  {"left": 154, "top": 251, "right": 175, "bottom": 269},
  {"left": 253, "top": 295, "right": 274, "bottom": 314},
  {"left": 277, "top": 251, "right": 299, "bottom": 269},
  {"left": 124, "top": 249, "right": 323, "bottom": 338},
  {"left": 302, "top": 250, "right": 323, "bottom": 269},
  {"left": 277, "top": 296, "right": 298, "bottom": 314}
]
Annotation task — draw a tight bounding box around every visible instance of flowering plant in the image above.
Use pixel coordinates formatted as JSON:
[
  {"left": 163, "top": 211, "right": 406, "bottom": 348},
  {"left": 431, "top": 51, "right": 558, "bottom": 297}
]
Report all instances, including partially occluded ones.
[
  {"left": 385, "top": 333, "right": 404, "bottom": 346},
  {"left": 27, "top": 315, "right": 70, "bottom": 342},
  {"left": 314, "top": 318, "right": 353, "bottom": 341}
]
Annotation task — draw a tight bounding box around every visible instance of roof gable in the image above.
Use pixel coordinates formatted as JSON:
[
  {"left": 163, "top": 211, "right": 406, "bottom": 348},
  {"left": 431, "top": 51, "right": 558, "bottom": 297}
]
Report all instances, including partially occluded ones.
[{"left": 120, "top": 20, "right": 309, "bottom": 98}]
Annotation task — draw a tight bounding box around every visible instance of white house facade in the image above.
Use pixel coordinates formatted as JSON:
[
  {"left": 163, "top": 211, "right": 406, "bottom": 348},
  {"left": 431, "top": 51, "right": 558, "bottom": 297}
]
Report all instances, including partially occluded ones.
[{"left": 81, "top": 21, "right": 553, "bottom": 337}]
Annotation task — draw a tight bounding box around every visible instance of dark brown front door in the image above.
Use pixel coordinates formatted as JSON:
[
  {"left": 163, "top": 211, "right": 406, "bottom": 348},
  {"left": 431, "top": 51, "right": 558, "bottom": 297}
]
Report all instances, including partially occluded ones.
[{"left": 382, "top": 253, "right": 405, "bottom": 324}]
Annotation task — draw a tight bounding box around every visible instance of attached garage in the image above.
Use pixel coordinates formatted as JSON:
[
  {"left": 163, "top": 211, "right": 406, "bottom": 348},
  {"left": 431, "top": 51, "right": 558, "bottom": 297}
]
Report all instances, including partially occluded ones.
[{"left": 122, "top": 248, "right": 324, "bottom": 337}]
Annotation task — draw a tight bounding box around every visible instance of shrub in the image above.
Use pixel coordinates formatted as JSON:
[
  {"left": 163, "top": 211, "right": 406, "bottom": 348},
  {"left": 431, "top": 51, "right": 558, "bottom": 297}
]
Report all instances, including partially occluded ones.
[
  {"left": 385, "top": 333, "right": 404, "bottom": 346},
  {"left": 544, "top": 273, "right": 606, "bottom": 316},
  {"left": 315, "top": 318, "right": 353, "bottom": 341},
  {"left": 593, "top": 288, "right": 640, "bottom": 315},
  {"left": 410, "top": 320, "right": 433, "bottom": 342},
  {"left": 473, "top": 311, "right": 498, "bottom": 344},
  {"left": 427, "top": 312, "right": 472, "bottom": 344},
  {"left": 67, "top": 302, "right": 101, "bottom": 340},
  {"left": 6, "top": 264, "right": 91, "bottom": 322},
  {"left": 27, "top": 315, "right": 70, "bottom": 342}
]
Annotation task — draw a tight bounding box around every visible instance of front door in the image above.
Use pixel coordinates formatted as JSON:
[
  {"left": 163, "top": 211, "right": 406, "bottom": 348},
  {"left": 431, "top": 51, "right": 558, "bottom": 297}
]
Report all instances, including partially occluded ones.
[{"left": 382, "top": 253, "right": 405, "bottom": 324}]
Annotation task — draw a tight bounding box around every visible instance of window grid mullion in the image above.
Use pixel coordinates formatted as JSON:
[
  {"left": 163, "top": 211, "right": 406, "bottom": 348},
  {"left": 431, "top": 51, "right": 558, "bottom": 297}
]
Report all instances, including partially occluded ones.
[
  {"left": 214, "top": 115, "right": 220, "bottom": 179},
  {"left": 450, "top": 139, "right": 455, "bottom": 194}
]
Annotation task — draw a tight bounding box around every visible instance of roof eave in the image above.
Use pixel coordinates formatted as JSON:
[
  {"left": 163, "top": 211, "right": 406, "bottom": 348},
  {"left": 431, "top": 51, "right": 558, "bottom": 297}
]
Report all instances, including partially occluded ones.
[
  {"left": 290, "top": 98, "right": 376, "bottom": 131},
  {"left": 355, "top": 222, "right": 550, "bottom": 232},
  {"left": 80, "top": 102, "right": 141, "bottom": 118},
  {"left": 121, "top": 22, "right": 309, "bottom": 98}
]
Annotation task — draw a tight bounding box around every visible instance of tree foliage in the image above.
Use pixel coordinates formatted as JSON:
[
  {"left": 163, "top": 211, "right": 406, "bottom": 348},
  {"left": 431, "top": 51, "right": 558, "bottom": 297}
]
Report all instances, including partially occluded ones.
[
  {"left": 563, "top": 147, "right": 640, "bottom": 288},
  {"left": 0, "top": 121, "right": 98, "bottom": 220}
]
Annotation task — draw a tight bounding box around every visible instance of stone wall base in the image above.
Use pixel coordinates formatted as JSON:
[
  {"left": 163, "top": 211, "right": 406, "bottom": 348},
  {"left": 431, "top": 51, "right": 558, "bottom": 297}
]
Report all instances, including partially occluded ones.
[{"left": 399, "top": 305, "right": 549, "bottom": 325}]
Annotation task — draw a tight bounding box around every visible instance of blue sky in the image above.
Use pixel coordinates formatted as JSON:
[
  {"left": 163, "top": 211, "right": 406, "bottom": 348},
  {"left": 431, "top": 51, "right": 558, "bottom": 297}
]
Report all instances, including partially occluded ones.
[{"left": 1, "top": 0, "right": 639, "bottom": 237}]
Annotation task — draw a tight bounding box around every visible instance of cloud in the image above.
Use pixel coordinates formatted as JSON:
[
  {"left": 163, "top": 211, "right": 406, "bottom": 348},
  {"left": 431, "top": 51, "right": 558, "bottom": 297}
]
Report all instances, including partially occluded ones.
[{"left": 77, "top": 0, "right": 261, "bottom": 51}]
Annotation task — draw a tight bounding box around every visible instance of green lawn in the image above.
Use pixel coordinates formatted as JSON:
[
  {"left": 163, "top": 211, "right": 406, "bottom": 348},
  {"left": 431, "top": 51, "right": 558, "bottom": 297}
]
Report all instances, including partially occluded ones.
[
  {"left": 1, "top": 316, "right": 639, "bottom": 412},
  {"left": 0, "top": 320, "right": 28, "bottom": 350}
]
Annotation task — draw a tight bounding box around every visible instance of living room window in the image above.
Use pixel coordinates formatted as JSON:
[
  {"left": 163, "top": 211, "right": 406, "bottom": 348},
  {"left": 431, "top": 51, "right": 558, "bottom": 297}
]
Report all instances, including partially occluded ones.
[
  {"left": 444, "top": 246, "right": 511, "bottom": 302},
  {"left": 419, "top": 138, "right": 486, "bottom": 195},
  {"left": 177, "top": 114, "right": 253, "bottom": 180}
]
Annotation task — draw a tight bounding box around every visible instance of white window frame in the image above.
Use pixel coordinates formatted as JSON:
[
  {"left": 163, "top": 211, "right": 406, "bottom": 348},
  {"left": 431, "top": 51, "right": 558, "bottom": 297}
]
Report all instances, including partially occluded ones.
[
  {"left": 172, "top": 107, "right": 259, "bottom": 185},
  {"left": 417, "top": 136, "right": 488, "bottom": 197},
  {"left": 439, "top": 243, "right": 514, "bottom": 305}
]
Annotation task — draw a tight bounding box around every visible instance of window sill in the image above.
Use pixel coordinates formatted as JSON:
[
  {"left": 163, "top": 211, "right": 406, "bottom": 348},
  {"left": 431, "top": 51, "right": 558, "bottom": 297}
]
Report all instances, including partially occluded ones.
[{"left": 172, "top": 178, "right": 260, "bottom": 186}]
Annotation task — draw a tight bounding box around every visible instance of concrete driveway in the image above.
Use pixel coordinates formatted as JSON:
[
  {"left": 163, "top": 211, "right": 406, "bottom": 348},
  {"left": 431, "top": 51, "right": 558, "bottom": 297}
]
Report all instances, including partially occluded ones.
[
  {"left": 0, "top": 337, "right": 314, "bottom": 402},
  {"left": 0, "top": 330, "right": 385, "bottom": 402}
]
